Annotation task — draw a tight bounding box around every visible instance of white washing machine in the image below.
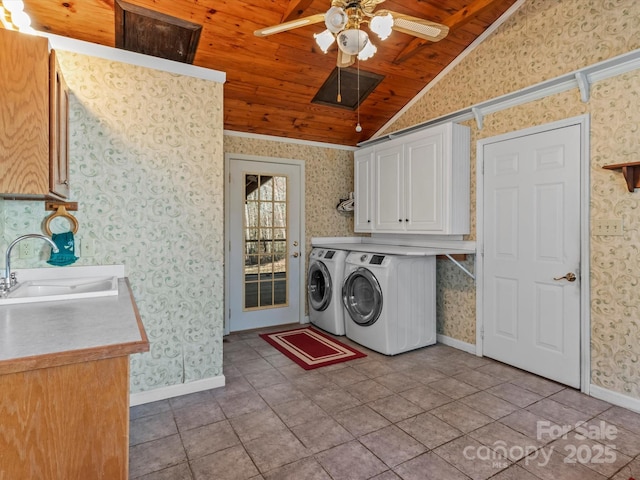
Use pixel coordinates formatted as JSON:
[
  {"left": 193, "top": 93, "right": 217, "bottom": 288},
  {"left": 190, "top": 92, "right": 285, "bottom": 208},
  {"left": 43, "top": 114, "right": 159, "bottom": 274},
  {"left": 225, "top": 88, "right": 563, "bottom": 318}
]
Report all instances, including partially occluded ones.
[
  {"left": 308, "top": 248, "right": 349, "bottom": 335},
  {"left": 342, "top": 251, "right": 436, "bottom": 355}
]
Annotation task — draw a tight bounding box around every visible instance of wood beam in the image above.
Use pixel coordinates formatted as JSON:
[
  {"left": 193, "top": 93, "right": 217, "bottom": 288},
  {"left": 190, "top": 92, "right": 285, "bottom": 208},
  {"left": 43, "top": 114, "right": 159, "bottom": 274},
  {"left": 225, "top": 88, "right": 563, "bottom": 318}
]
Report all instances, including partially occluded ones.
[
  {"left": 444, "top": 0, "right": 501, "bottom": 30},
  {"left": 281, "top": 0, "right": 314, "bottom": 22},
  {"left": 393, "top": 0, "right": 503, "bottom": 64},
  {"left": 394, "top": 38, "right": 430, "bottom": 64}
]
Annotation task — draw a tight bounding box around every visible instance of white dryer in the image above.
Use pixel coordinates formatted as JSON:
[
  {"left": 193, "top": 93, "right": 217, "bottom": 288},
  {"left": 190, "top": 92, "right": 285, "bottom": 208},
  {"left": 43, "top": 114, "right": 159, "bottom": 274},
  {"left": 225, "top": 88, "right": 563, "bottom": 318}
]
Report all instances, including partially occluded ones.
[
  {"left": 342, "top": 251, "right": 436, "bottom": 355},
  {"left": 308, "top": 248, "right": 349, "bottom": 335}
]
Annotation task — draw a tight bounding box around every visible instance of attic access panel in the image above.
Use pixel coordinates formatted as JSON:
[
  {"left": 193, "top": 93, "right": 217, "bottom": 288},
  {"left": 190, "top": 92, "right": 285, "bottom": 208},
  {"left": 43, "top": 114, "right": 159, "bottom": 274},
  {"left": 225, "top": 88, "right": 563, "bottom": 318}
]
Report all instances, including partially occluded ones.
[
  {"left": 115, "top": 0, "right": 202, "bottom": 64},
  {"left": 312, "top": 68, "right": 384, "bottom": 111}
]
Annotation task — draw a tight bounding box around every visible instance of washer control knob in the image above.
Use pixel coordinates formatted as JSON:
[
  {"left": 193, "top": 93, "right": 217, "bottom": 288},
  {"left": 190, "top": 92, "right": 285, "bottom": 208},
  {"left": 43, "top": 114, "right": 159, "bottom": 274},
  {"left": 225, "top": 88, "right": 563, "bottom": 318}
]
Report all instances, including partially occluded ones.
[{"left": 360, "top": 254, "right": 367, "bottom": 262}]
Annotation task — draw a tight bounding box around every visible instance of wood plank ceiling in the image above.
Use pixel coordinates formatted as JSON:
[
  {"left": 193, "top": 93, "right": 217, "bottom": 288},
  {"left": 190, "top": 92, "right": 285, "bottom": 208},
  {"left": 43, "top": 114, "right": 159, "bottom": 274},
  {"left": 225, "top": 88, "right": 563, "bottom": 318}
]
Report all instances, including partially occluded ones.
[{"left": 22, "top": 0, "right": 519, "bottom": 146}]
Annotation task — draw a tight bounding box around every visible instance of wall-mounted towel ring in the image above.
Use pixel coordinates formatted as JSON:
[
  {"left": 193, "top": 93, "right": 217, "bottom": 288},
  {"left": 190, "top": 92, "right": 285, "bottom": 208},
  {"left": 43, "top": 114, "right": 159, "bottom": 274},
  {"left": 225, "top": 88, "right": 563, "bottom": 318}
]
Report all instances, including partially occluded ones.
[{"left": 44, "top": 205, "right": 79, "bottom": 236}]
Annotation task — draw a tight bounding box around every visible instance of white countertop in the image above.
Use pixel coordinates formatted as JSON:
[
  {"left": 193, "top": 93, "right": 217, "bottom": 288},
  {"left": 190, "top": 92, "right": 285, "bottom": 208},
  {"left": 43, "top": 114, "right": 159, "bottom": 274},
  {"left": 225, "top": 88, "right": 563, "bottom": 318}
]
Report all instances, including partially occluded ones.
[
  {"left": 0, "top": 279, "right": 142, "bottom": 362},
  {"left": 0, "top": 266, "right": 148, "bottom": 374},
  {"left": 311, "top": 236, "right": 476, "bottom": 256}
]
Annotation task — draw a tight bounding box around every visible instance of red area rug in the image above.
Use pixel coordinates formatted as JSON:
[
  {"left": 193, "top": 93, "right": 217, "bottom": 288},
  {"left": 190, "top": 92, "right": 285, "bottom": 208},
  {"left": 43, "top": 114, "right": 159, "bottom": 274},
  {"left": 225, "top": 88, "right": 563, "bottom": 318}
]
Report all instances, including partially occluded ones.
[{"left": 260, "top": 327, "right": 366, "bottom": 370}]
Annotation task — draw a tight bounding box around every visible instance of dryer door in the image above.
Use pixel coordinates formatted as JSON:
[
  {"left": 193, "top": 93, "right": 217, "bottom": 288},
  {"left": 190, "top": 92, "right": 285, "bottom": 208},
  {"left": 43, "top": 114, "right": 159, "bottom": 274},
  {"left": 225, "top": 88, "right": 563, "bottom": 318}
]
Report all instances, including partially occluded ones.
[
  {"left": 308, "top": 261, "right": 332, "bottom": 311},
  {"left": 342, "top": 267, "right": 383, "bottom": 326}
]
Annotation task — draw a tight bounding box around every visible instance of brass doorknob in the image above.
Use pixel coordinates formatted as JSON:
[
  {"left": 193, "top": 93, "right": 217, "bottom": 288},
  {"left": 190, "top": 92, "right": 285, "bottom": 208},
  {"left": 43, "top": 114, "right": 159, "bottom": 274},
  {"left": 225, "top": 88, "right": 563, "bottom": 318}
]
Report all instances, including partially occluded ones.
[{"left": 554, "top": 272, "right": 576, "bottom": 282}]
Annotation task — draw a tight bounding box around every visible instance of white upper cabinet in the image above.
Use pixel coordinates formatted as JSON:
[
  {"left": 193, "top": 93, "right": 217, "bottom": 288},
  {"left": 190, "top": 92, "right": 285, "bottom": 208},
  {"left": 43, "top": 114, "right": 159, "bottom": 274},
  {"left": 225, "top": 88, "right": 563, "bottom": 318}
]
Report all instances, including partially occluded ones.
[
  {"left": 354, "top": 149, "right": 374, "bottom": 231},
  {"left": 355, "top": 122, "right": 470, "bottom": 235},
  {"left": 374, "top": 140, "right": 404, "bottom": 231}
]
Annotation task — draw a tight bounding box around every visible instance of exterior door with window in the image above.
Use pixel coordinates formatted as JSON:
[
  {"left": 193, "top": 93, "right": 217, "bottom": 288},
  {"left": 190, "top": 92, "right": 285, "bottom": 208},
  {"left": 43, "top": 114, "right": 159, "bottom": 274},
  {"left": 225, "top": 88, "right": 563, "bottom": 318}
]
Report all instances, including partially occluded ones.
[{"left": 228, "top": 158, "right": 302, "bottom": 332}]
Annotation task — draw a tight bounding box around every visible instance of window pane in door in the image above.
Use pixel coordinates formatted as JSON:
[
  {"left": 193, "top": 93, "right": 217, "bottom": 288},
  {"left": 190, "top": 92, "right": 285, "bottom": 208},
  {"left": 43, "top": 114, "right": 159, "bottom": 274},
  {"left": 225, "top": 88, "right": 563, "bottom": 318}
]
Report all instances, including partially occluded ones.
[
  {"left": 274, "top": 203, "right": 287, "bottom": 227},
  {"left": 243, "top": 173, "right": 289, "bottom": 310}
]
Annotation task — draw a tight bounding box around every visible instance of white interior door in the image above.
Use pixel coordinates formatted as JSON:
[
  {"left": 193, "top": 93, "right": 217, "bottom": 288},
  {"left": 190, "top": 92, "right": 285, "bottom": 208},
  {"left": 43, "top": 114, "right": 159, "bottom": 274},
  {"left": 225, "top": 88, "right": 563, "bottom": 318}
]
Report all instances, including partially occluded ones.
[
  {"left": 482, "top": 124, "right": 582, "bottom": 388},
  {"left": 228, "top": 158, "right": 302, "bottom": 332}
]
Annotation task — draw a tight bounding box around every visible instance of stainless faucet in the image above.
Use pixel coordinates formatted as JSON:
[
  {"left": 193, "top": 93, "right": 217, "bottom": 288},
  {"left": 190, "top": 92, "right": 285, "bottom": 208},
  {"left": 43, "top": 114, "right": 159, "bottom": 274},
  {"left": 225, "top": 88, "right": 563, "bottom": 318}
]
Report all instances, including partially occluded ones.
[{"left": 1, "top": 234, "right": 59, "bottom": 295}]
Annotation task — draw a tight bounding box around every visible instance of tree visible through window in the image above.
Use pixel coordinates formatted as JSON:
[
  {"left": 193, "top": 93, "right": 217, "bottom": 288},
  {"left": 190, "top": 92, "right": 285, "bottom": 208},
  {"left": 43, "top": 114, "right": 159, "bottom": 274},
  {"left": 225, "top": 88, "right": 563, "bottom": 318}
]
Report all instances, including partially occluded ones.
[{"left": 244, "top": 174, "right": 288, "bottom": 309}]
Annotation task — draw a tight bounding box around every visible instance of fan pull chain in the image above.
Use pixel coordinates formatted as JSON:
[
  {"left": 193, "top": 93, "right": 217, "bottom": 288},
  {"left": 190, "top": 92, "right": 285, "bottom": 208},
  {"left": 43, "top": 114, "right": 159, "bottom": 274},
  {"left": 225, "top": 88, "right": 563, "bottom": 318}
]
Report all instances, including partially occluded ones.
[
  {"left": 355, "top": 55, "right": 362, "bottom": 133},
  {"left": 337, "top": 67, "right": 342, "bottom": 103}
]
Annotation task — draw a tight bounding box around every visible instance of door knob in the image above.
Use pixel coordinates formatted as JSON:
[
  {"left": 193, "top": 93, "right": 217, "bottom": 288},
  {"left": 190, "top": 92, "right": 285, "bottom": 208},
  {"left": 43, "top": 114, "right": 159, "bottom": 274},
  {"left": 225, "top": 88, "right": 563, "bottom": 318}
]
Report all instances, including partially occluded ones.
[
  {"left": 554, "top": 272, "right": 576, "bottom": 282},
  {"left": 292, "top": 252, "right": 300, "bottom": 258}
]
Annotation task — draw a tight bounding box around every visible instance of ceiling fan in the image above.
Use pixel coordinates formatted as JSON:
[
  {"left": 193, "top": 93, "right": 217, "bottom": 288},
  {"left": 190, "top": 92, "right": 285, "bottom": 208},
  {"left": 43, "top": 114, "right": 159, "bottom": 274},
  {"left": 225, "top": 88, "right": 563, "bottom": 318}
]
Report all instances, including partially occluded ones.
[{"left": 254, "top": 0, "right": 449, "bottom": 67}]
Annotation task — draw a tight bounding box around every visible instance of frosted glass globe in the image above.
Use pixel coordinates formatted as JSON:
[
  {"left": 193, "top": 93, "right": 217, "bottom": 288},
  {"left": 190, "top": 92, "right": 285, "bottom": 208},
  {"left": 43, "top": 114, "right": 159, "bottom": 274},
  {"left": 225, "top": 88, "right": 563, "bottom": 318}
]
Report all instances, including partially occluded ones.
[{"left": 337, "top": 29, "right": 369, "bottom": 55}]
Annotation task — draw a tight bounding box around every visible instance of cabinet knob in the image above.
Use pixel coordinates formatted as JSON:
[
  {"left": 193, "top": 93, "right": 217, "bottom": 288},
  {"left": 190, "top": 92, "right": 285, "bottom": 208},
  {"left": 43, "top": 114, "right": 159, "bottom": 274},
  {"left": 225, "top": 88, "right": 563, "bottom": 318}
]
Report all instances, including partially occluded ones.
[
  {"left": 367, "top": 220, "right": 371, "bottom": 223},
  {"left": 405, "top": 219, "right": 409, "bottom": 222},
  {"left": 63, "top": 180, "right": 69, "bottom": 185},
  {"left": 398, "top": 219, "right": 402, "bottom": 222}
]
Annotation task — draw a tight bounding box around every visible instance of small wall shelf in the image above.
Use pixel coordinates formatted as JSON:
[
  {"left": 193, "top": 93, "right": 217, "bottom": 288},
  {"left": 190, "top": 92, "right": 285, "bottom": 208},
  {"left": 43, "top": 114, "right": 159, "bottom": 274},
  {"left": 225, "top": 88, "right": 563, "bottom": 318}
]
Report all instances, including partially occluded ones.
[{"left": 603, "top": 162, "right": 640, "bottom": 192}]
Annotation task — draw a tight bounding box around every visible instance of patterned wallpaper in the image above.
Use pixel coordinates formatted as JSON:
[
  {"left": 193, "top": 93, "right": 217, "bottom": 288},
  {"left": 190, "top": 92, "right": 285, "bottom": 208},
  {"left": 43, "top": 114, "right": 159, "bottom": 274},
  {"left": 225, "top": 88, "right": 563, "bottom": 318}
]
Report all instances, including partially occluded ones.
[
  {"left": 383, "top": 0, "right": 640, "bottom": 135},
  {"left": 0, "top": 52, "right": 225, "bottom": 394},
  {"left": 385, "top": 0, "right": 640, "bottom": 398}
]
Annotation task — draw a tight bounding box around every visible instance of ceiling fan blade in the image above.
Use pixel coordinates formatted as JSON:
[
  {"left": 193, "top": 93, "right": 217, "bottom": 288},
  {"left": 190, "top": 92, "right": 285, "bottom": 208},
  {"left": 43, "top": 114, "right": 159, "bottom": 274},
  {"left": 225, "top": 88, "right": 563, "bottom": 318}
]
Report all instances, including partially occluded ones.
[
  {"left": 254, "top": 13, "right": 325, "bottom": 37},
  {"left": 381, "top": 10, "right": 449, "bottom": 42}
]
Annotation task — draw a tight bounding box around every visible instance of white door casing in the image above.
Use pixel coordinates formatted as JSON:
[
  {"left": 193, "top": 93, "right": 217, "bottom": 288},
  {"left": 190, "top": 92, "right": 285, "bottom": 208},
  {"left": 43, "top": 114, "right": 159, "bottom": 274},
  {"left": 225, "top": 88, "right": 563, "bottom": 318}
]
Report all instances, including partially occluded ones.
[
  {"left": 224, "top": 154, "right": 305, "bottom": 333},
  {"left": 477, "top": 116, "right": 590, "bottom": 390}
]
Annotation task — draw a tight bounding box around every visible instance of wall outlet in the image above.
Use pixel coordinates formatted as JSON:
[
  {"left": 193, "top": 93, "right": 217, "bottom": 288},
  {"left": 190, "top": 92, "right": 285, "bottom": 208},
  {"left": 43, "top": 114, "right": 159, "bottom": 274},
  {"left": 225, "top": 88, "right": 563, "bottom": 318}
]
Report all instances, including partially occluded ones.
[
  {"left": 81, "top": 238, "right": 96, "bottom": 257},
  {"left": 19, "top": 241, "right": 33, "bottom": 259},
  {"left": 593, "top": 219, "right": 624, "bottom": 236}
]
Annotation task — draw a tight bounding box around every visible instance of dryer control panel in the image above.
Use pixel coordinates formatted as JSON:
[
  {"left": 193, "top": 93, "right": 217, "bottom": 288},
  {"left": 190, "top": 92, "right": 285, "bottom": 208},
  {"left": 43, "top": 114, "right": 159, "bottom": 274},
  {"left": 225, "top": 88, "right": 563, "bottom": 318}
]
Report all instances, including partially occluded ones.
[{"left": 370, "top": 255, "right": 385, "bottom": 265}]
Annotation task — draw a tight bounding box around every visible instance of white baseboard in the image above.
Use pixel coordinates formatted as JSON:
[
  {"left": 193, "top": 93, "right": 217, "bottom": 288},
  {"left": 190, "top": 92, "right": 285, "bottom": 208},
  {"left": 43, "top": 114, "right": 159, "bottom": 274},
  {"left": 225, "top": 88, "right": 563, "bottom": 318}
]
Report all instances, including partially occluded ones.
[
  {"left": 437, "top": 334, "right": 476, "bottom": 355},
  {"left": 589, "top": 384, "right": 640, "bottom": 414},
  {"left": 130, "top": 375, "right": 226, "bottom": 407}
]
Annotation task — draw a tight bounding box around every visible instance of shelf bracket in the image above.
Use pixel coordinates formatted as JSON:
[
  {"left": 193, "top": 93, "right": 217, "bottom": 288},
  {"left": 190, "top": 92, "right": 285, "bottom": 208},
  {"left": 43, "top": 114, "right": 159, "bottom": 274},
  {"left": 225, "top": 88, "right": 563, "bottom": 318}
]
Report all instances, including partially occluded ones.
[
  {"left": 603, "top": 162, "right": 640, "bottom": 192},
  {"left": 575, "top": 72, "right": 590, "bottom": 103},
  {"left": 45, "top": 201, "right": 78, "bottom": 211},
  {"left": 444, "top": 254, "right": 475, "bottom": 281},
  {"left": 472, "top": 107, "right": 484, "bottom": 130}
]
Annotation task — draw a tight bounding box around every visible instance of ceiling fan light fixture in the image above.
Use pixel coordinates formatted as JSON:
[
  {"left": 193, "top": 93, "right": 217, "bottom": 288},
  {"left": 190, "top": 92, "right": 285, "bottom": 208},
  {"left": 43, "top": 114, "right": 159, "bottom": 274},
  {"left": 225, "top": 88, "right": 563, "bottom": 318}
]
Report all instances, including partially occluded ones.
[
  {"left": 337, "top": 28, "right": 369, "bottom": 56},
  {"left": 370, "top": 13, "right": 393, "bottom": 40},
  {"left": 325, "top": 6, "right": 348, "bottom": 33},
  {"left": 0, "top": 0, "right": 33, "bottom": 32},
  {"left": 3, "top": 0, "right": 24, "bottom": 13},
  {"left": 358, "top": 40, "right": 376, "bottom": 61},
  {"left": 314, "top": 29, "right": 335, "bottom": 53}
]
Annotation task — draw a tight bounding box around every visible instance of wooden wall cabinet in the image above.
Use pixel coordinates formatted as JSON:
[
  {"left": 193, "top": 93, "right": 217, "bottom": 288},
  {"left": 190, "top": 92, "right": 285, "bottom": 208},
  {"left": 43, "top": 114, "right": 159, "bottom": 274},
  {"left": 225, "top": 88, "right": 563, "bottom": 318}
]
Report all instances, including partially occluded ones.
[
  {"left": 354, "top": 123, "right": 470, "bottom": 235},
  {"left": 0, "top": 28, "right": 70, "bottom": 200}
]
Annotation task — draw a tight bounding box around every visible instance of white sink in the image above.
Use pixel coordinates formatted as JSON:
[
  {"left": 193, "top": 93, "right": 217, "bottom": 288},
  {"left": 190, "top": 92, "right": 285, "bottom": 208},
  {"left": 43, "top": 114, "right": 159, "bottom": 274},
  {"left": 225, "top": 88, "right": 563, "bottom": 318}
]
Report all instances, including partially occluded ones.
[
  {"left": 0, "top": 265, "right": 124, "bottom": 305},
  {"left": 1, "top": 276, "right": 119, "bottom": 305}
]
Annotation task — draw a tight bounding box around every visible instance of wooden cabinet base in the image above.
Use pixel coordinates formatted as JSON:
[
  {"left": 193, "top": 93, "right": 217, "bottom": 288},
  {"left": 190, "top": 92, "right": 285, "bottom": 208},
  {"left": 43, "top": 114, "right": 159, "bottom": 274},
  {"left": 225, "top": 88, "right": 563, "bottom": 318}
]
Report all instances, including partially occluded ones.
[{"left": 0, "top": 356, "right": 130, "bottom": 479}]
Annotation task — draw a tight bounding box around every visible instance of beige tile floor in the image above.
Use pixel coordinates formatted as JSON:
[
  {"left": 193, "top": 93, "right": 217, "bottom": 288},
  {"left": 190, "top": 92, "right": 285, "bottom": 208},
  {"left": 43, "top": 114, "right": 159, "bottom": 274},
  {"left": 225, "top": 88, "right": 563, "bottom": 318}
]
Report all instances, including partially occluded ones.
[{"left": 129, "top": 325, "right": 640, "bottom": 479}]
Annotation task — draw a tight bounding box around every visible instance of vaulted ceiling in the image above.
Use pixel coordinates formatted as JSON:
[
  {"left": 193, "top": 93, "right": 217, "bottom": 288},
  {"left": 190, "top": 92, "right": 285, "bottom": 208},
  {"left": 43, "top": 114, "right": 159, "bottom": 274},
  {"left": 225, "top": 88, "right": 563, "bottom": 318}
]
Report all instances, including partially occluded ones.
[{"left": 21, "top": 0, "right": 519, "bottom": 146}]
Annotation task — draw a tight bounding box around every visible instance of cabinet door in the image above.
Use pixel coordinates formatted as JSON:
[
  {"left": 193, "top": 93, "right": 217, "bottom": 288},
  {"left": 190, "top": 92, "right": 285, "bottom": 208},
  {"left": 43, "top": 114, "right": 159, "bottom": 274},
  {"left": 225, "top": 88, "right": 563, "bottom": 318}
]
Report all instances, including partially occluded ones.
[
  {"left": 404, "top": 131, "right": 444, "bottom": 232},
  {"left": 50, "top": 50, "right": 70, "bottom": 199},
  {"left": 0, "top": 29, "right": 50, "bottom": 197},
  {"left": 354, "top": 149, "right": 373, "bottom": 232},
  {"left": 374, "top": 142, "right": 405, "bottom": 231}
]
